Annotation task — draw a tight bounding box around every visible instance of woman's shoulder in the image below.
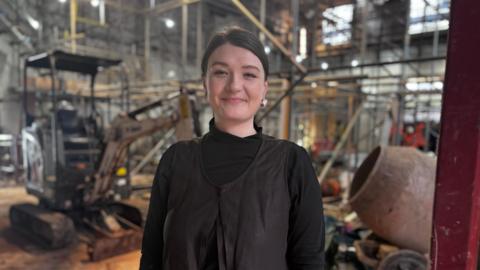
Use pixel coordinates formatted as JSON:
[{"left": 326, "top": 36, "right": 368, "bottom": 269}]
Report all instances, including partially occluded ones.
[
  {"left": 261, "top": 134, "right": 306, "bottom": 151},
  {"left": 172, "top": 137, "right": 201, "bottom": 146},
  {"left": 166, "top": 137, "right": 201, "bottom": 154}
]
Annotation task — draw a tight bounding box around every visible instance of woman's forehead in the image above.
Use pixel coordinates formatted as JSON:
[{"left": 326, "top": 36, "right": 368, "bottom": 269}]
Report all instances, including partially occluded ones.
[{"left": 208, "top": 43, "right": 263, "bottom": 69}]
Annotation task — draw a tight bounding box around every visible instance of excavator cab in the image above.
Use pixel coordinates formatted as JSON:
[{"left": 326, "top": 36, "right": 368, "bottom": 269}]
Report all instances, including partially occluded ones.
[
  {"left": 20, "top": 51, "right": 116, "bottom": 211},
  {"left": 23, "top": 101, "right": 103, "bottom": 211}
]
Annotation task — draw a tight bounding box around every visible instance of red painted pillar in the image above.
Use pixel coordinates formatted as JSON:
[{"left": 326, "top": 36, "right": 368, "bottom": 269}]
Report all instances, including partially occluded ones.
[{"left": 430, "top": 0, "right": 480, "bottom": 269}]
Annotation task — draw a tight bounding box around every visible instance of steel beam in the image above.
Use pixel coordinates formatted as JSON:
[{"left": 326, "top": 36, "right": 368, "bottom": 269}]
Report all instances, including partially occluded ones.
[
  {"left": 307, "top": 56, "right": 445, "bottom": 73},
  {"left": 430, "top": 0, "right": 480, "bottom": 269},
  {"left": 146, "top": 0, "right": 199, "bottom": 15},
  {"left": 70, "top": 0, "right": 77, "bottom": 53}
]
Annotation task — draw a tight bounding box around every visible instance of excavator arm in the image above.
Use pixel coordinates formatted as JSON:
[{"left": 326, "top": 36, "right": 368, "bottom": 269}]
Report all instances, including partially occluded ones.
[{"left": 85, "top": 94, "right": 193, "bottom": 205}]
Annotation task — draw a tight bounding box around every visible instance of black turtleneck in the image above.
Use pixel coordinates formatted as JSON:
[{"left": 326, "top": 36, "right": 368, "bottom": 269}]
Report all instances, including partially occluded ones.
[
  {"left": 140, "top": 119, "right": 325, "bottom": 270},
  {"left": 201, "top": 119, "right": 263, "bottom": 186}
]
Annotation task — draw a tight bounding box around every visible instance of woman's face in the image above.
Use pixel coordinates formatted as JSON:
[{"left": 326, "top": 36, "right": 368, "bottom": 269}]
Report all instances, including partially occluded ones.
[{"left": 204, "top": 43, "right": 268, "bottom": 125}]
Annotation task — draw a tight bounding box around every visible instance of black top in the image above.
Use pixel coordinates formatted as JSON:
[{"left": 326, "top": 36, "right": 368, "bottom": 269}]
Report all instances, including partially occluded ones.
[
  {"left": 202, "top": 119, "right": 263, "bottom": 186},
  {"left": 140, "top": 119, "right": 325, "bottom": 270}
]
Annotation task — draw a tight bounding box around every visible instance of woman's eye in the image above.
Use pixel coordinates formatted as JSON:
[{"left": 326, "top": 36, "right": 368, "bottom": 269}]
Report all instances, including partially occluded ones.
[
  {"left": 213, "top": 70, "right": 228, "bottom": 76},
  {"left": 244, "top": 73, "right": 257, "bottom": 79}
]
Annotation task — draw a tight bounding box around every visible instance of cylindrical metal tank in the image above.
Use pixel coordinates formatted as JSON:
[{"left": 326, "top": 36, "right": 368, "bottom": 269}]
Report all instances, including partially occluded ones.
[{"left": 348, "top": 146, "right": 436, "bottom": 253}]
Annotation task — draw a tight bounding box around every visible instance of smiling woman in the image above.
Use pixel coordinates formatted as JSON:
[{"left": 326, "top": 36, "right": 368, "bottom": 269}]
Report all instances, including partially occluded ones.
[
  {"left": 204, "top": 43, "right": 268, "bottom": 137},
  {"left": 140, "top": 27, "right": 325, "bottom": 270},
  {"left": 201, "top": 27, "right": 269, "bottom": 137}
]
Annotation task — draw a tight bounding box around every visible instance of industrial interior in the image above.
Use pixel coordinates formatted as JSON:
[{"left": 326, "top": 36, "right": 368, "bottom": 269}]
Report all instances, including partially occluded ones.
[{"left": 0, "top": 0, "right": 478, "bottom": 269}]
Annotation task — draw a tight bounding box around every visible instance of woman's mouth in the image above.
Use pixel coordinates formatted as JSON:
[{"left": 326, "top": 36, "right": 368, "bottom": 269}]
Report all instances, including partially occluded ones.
[{"left": 222, "top": 97, "right": 246, "bottom": 104}]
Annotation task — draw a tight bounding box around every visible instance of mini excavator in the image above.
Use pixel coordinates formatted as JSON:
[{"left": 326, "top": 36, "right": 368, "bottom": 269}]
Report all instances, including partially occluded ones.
[{"left": 10, "top": 50, "right": 196, "bottom": 260}]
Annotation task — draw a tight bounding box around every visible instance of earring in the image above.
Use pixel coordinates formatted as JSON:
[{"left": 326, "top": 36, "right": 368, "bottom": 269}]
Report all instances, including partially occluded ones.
[{"left": 261, "top": 99, "right": 268, "bottom": 107}]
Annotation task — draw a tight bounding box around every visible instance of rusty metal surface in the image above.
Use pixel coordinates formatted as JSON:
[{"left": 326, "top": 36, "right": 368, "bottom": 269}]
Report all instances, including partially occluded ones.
[
  {"left": 89, "top": 229, "right": 143, "bottom": 261},
  {"left": 8, "top": 201, "right": 144, "bottom": 262},
  {"left": 0, "top": 187, "right": 147, "bottom": 269},
  {"left": 349, "top": 146, "right": 436, "bottom": 253}
]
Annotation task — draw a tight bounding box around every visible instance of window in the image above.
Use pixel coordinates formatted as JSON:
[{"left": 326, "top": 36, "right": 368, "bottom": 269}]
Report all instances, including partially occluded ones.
[
  {"left": 409, "top": 0, "right": 450, "bottom": 34},
  {"left": 322, "top": 4, "right": 354, "bottom": 46}
]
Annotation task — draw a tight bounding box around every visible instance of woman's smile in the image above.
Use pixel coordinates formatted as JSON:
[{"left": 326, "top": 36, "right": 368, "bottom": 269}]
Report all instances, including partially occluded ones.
[{"left": 222, "top": 97, "right": 247, "bottom": 104}]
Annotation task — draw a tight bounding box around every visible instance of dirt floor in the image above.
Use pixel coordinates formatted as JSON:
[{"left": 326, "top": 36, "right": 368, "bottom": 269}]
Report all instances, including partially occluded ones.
[{"left": 0, "top": 179, "right": 153, "bottom": 270}]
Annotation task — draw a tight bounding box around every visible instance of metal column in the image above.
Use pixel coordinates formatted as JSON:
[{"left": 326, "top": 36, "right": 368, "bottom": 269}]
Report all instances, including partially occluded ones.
[
  {"left": 196, "top": 1, "right": 203, "bottom": 69},
  {"left": 70, "top": 0, "right": 77, "bottom": 53},
  {"left": 144, "top": 1, "right": 153, "bottom": 80},
  {"left": 279, "top": 94, "right": 291, "bottom": 140},
  {"left": 280, "top": 0, "right": 300, "bottom": 140},
  {"left": 181, "top": 3, "right": 188, "bottom": 80},
  {"left": 259, "top": 0, "right": 266, "bottom": 43},
  {"left": 430, "top": 0, "right": 480, "bottom": 269}
]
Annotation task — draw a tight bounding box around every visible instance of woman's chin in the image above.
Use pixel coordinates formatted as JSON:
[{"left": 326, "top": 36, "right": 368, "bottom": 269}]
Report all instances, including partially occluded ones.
[{"left": 217, "top": 113, "right": 252, "bottom": 123}]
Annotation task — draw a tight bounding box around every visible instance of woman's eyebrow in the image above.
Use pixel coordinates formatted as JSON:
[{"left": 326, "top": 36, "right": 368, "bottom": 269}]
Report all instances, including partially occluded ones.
[
  {"left": 210, "top": 61, "right": 228, "bottom": 67},
  {"left": 242, "top": 65, "right": 260, "bottom": 71}
]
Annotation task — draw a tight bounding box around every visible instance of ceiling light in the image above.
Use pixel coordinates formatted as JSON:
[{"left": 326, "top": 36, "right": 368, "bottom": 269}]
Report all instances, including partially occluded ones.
[
  {"left": 406, "top": 82, "right": 418, "bottom": 91},
  {"left": 264, "top": 46, "right": 271, "bottom": 54},
  {"left": 327, "top": 81, "right": 338, "bottom": 87},
  {"left": 433, "top": 81, "right": 443, "bottom": 90},
  {"left": 295, "top": 55, "right": 304, "bottom": 63},
  {"left": 351, "top": 59, "right": 359, "bottom": 67},
  {"left": 58, "top": 0, "right": 67, "bottom": 3},
  {"left": 165, "top": 18, "right": 175, "bottom": 28},
  {"left": 167, "top": 70, "right": 176, "bottom": 78},
  {"left": 299, "top": 27, "right": 307, "bottom": 59},
  {"left": 27, "top": 16, "right": 40, "bottom": 30},
  {"left": 0, "top": 134, "right": 13, "bottom": 140},
  {"left": 321, "top": 62, "right": 329, "bottom": 70},
  {"left": 91, "top": 0, "right": 100, "bottom": 7},
  {"left": 311, "top": 82, "right": 318, "bottom": 88}
]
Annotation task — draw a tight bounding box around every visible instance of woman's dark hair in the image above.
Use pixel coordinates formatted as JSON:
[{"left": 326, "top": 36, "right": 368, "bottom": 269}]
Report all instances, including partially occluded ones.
[{"left": 201, "top": 26, "right": 269, "bottom": 81}]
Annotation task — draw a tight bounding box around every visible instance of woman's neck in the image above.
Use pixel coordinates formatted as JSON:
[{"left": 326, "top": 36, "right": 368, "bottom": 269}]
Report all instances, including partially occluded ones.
[{"left": 214, "top": 118, "right": 256, "bottom": 138}]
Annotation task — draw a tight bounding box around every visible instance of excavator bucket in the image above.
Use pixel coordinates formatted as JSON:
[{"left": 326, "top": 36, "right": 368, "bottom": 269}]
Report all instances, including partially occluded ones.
[
  {"left": 89, "top": 228, "right": 143, "bottom": 261},
  {"left": 83, "top": 202, "right": 144, "bottom": 261}
]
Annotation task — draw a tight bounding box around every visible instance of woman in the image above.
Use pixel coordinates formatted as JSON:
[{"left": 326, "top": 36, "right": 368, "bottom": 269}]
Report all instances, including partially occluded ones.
[{"left": 140, "top": 27, "right": 325, "bottom": 270}]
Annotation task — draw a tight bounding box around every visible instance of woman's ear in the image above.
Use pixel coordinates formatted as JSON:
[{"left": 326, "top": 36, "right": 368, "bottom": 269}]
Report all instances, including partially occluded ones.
[{"left": 263, "top": 80, "right": 269, "bottom": 99}]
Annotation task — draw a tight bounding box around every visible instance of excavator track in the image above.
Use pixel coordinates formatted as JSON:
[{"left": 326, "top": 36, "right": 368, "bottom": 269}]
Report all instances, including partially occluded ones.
[{"left": 9, "top": 203, "right": 76, "bottom": 249}]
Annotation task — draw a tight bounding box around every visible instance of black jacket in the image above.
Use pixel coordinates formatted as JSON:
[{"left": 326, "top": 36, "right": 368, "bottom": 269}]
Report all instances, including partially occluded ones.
[{"left": 140, "top": 133, "right": 325, "bottom": 270}]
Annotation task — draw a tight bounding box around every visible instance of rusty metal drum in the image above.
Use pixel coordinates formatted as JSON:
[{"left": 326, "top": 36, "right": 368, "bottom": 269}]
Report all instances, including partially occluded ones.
[{"left": 348, "top": 146, "right": 436, "bottom": 253}]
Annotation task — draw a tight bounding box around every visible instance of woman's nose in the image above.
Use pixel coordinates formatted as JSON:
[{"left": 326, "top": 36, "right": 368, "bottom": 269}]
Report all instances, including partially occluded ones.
[{"left": 227, "top": 73, "right": 242, "bottom": 92}]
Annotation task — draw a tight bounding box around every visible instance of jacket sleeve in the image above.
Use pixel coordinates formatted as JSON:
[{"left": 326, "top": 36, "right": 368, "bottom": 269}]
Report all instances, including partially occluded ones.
[
  {"left": 139, "top": 144, "right": 176, "bottom": 270},
  {"left": 286, "top": 144, "right": 326, "bottom": 270}
]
